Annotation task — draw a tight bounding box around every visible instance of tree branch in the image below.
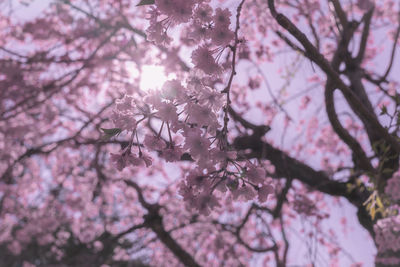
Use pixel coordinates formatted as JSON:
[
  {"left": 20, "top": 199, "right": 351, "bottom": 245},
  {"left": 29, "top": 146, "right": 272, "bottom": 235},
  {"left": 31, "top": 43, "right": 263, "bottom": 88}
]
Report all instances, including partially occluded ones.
[
  {"left": 325, "top": 81, "right": 375, "bottom": 174},
  {"left": 124, "top": 180, "right": 201, "bottom": 267},
  {"left": 267, "top": 0, "right": 400, "bottom": 153},
  {"left": 380, "top": 11, "right": 400, "bottom": 82},
  {"left": 355, "top": 7, "right": 374, "bottom": 64},
  {"left": 233, "top": 133, "right": 374, "bottom": 235},
  {"left": 329, "top": 0, "right": 348, "bottom": 29}
]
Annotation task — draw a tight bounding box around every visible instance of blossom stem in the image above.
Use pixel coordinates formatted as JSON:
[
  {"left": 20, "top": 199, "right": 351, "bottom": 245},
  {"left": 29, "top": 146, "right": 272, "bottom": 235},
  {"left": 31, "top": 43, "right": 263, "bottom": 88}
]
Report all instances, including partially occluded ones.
[
  {"left": 157, "top": 121, "right": 165, "bottom": 138},
  {"left": 222, "top": 0, "right": 246, "bottom": 150},
  {"left": 166, "top": 122, "right": 173, "bottom": 147}
]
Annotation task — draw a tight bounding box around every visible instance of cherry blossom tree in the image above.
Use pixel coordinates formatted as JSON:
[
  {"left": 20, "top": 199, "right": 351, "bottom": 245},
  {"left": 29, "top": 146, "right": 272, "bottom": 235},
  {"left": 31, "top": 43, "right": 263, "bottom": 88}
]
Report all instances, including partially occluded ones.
[{"left": 1, "top": 0, "right": 400, "bottom": 266}]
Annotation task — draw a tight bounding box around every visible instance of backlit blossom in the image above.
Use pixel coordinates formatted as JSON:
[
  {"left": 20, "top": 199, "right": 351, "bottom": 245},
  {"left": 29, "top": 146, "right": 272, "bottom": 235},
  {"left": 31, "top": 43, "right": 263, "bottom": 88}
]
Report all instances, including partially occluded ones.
[
  {"left": 195, "top": 192, "right": 221, "bottom": 215},
  {"left": 213, "top": 8, "right": 231, "bottom": 27},
  {"left": 210, "top": 24, "right": 234, "bottom": 46},
  {"left": 146, "top": 21, "right": 172, "bottom": 45},
  {"left": 258, "top": 184, "right": 274, "bottom": 202},
  {"left": 155, "top": 0, "right": 175, "bottom": 16},
  {"left": 161, "top": 147, "right": 183, "bottom": 162},
  {"left": 110, "top": 152, "right": 150, "bottom": 171},
  {"left": 193, "top": 4, "right": 213, "bottom": 23},
  {"left": 232, "top": 185, "right": 257, "bottom": 201},
  {"left": 110, "top": 153, "right": 128, "bottom": 171},
  {"left": 187, "top": 22, "right": 210, "bottom": 42},
  {"left": 155, "top": 0, "right": 194, "bottom": 24},
  {"left": 111, "top": 111, "right": 137, "bottom": 131},
  {"left": 144, "top": 134, "right": 166, "bottom": 150},
  {"left": 115, "top": 95, "right": 134, "bottom": 112},
  {"left": 184, "top": 130, "right": 210, "bottom": 158},
  {"left": 161, "top": 79, "right": 187, "bottom": 101},
  {"left": 191, "top": 45, "right": 222, "bottom": 75},
  {"left": 187, "top": 103, "right": 216, "bottom": 127},
  {"left": 156, "top": 102, "right": 178, "bottom": 123},
  {"left": 246, "top": 163, "right": 266, "bottom": 184}
]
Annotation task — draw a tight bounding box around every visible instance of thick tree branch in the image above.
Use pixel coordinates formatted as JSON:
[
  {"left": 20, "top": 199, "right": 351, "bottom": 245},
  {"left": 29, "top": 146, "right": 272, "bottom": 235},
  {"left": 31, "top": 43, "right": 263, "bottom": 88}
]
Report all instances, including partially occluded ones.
[
  {"left": 329, "top": 0, "right": 348, "bottom": 29},
  {"left": 124, "top": 180, "right": 201, "bottom": 267},
  {"left": 272, "top": 178, "right": 292, "bottom": 218},
  {"left": 211, "top": 207, "right": 278, "bottom": 253},
  {"left": 1, "top": 102, "right": 114, "bottom": 182},
  {"left": 267, "top": 0, "right": 400, "bottom": 153},
  {"left": 325, "top": 81, "right": 374, "bottom": 173},
  {"left": 355, "top": 7, "right": 374, "bottom": 64},
  {"left": 233, "top": 133, "right": 374, "bottom": 235},
  {"left": 380, "top": 11, "right": 400, "bottom": 82}
]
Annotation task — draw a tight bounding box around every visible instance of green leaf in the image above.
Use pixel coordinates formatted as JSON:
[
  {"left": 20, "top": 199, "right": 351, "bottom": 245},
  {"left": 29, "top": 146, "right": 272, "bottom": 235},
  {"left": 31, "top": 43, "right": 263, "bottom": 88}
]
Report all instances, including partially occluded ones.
[
  {"left": 100, "top": 128, "right": 122, "bottom": 140},
  {"left": 136, "top": 0, "right": 155, "bottom": 6},
  {"left": 101, "top": 128, "right": 122, "bottom": 135}
]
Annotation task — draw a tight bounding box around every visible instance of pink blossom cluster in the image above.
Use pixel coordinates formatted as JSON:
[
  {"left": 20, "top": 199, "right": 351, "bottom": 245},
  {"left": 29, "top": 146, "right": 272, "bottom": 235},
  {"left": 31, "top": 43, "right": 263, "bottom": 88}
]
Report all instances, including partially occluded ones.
[
  {"left": 0, "top": 203, "right": 69, "bottom": 257},
  {"left": 146, "top": 0, "right": 234, "bottom": 75},
  {"left": 106, "top": 0, "right": 275, "bottom": 215},
  {"left": 110, "top": 68, "right": 273, "bottom": 214},
  {"left": 374, "top": 215, "right": 400, "bottom": 264},
  {"left": 385, "top": 173, "right": 400, "bottom": 202}
]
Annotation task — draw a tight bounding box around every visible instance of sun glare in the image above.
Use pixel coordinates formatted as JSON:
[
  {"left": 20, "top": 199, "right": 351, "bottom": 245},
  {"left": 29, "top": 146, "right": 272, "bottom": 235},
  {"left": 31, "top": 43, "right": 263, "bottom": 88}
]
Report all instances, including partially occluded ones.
[{"left": 140, "top": 65, "right": 168, "bottom": 91}]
